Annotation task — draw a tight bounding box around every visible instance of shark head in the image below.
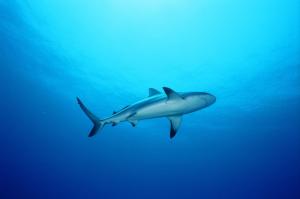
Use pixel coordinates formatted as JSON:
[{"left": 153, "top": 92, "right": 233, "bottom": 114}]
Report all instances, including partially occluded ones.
[
  {"left": 182, "top": 92, "right": 216, "bottom": 111},
  {"left": 197, "top": 92, "right": 216, "bottom": 106}
]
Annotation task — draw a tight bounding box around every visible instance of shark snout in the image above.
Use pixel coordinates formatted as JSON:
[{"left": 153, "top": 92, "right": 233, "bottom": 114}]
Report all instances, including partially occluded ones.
[
  {"left": 210, "top": 94, "right": 216, "bottom": 104},
  {"left": 205, "top": 94, "right": 216, "bottom": 106}
]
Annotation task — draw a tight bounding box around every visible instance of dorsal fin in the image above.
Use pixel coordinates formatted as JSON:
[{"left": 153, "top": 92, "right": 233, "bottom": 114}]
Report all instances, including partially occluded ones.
[
  {"left": 163, "top": 87, "right": 183, "bottom": 100},
  {"left": 149, "top": 88, "right": 161, "bottom": 97}
]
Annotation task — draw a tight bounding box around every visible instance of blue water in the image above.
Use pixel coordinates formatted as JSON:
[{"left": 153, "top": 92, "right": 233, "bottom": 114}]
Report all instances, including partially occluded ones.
[{"left": 1, "top": 1, "right": 300, "bottom": 198}]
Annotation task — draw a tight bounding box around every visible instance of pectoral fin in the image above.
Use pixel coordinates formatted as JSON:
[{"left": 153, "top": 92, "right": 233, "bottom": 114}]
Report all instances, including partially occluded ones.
[
  {"left": 149, "top": 88, "right": 161, "bottom": 97},
  {"left": 168, "top": 115, "right": 182, "bottom": 139}
]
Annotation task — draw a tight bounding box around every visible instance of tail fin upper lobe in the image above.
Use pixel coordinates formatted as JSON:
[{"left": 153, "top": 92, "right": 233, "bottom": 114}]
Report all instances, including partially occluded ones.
[{"left": 77, "top": 97, "right": 104, "bottom": 137}]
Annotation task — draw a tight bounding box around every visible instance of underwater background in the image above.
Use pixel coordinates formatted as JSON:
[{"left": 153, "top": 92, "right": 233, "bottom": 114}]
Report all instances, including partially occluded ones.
[{"left": 1, "top": 0, "right": 300, "bottom": 198}]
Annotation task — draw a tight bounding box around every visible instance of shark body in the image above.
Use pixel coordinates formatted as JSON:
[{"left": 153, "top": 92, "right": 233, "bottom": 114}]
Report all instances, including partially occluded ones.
[{"left": 77, "top": 87, "right": 216, "bottom": 139}]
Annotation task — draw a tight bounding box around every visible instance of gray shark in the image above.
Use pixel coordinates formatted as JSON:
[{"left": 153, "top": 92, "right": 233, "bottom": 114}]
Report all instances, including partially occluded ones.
[{"left": 77, "top": 87, "right": 216, "bottom": 139}]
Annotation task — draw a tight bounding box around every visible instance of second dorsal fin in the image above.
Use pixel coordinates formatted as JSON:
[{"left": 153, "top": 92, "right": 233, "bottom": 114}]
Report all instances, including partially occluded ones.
[
  {"left": 149, "top": 88, "right": 161, "bottom": 97},
  {"left": 163, "top": 87, "right": 183, "bottom": 100}
]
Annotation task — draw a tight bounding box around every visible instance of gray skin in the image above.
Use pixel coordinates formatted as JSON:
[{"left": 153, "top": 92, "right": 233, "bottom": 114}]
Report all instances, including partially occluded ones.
[{"left": 77, "top": 87, "right": 216, "bottom": 139}]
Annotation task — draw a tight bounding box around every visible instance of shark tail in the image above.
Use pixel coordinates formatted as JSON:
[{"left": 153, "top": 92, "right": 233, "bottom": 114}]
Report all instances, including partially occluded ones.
[{"left": 77, "top": 97, "right": 105, "bottom": 137}]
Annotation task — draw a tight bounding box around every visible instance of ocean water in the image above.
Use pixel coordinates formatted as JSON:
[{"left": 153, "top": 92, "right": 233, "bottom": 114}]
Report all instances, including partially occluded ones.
[{"left": 1, "top": 0, "right": 300, "bottom": 198}]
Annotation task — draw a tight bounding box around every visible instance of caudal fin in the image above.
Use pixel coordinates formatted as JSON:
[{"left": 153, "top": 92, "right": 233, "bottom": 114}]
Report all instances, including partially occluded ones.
[{"left": 77, "top": 97, "right": 104, "bottom": 137}]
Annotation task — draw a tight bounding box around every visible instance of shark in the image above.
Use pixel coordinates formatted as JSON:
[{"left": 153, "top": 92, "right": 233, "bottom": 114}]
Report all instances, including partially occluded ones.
[{"left": 77, "top": 87, "right": 216, "bottom": 139}]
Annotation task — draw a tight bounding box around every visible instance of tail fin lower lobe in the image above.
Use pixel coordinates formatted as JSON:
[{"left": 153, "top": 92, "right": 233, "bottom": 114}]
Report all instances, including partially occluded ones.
[{"left": 77, "top": 97, "right": 104, "bottom": 137}]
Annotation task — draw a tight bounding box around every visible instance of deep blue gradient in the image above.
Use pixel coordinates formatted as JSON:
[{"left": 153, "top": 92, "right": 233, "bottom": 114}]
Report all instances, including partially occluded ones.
[{"left": 1, "top": 1, "right": 300, "bottom": 198}]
